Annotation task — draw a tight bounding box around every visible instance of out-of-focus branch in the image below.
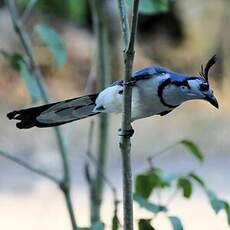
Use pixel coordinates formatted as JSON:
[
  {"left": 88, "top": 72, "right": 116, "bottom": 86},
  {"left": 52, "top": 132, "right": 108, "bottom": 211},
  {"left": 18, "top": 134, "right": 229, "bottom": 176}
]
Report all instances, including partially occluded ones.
[
  {"left": 117, "top": 0, "right": 140, "bottom": 229},
  {"left": 117, "top": 0, "right": 130, "bottom": 46},
  {"left": 88, "top": 0, "right": 111, "bottom": 224},
  {"left": 5, "top": 0, "right": 49, "bottom": 102},
  {"left": 107, "top": 1, "right": 122, "bottom": 81},
  {"left": 5, "top": 1, "right": 77, "bottom": 229},
  {"left": 164, "top": 188, "right": 179, "bottom": 207},
  {"left": 85, "top": 121, "right": 119, "bottom": 203},
  {"left": 147, "top": 143, "right": 178, "bottom": 167},
  {"left": 84, "top": 63, "right": 97, "bottom": 94},
  {"left": 21, "top": 0, "right": 38, "bottom": 23},
  {"left": 127, "top": 1, "right": 139, "bottom": 52},
  {"left": 0, "top": 150, "right": 59, "bottom": 184}
]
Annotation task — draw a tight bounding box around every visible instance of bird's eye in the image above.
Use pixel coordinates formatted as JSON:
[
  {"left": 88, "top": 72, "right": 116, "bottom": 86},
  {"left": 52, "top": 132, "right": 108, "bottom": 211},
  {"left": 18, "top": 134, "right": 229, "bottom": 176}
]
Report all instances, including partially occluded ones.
[
  {"left": 200, "top": 83, "right": 209, "bottom": 91},
  {"left": 181, "top": 86, "right": 186, "bottom": 90}
]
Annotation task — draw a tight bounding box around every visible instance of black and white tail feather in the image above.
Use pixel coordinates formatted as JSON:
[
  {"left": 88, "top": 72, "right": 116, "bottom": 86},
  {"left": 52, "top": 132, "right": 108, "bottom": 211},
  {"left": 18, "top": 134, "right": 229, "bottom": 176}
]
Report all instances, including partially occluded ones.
[{"left": 7, "top": 94, "right": 99, "bottom": 129}]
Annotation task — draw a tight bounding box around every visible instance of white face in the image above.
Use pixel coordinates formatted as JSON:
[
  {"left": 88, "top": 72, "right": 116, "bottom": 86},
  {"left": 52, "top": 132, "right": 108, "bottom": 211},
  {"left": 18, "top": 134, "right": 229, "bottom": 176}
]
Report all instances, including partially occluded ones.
[
  {"left": 162, "top": 78, "right": 218, "bottom": 108},
  {"left": 185, "top": 79, "right": 208, "bottom": 99}
]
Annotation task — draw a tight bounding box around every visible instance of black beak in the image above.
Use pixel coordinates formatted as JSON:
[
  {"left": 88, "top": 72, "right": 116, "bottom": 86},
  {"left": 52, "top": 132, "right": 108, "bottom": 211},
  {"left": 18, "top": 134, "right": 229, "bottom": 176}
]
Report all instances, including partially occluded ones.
[{"left": 204, "top": 94, "right": 219, "bottom": 109}]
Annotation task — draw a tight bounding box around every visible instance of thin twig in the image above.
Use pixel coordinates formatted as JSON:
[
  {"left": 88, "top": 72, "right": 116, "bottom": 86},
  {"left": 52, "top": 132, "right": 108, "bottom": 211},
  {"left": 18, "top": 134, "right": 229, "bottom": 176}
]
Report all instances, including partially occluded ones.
[
  {"left": 156, "top": 188, "right": 162, "bottom": 205},
  {"left": 89, "top": 0, "right": 111, "bottom": 223},
  {"left": 5, "top": 0, "right": 49, "bottom": 102},
  {"left": 147, "top": 143, "right": 178, "bottom": 166},
  {"left": 164, "top": 188, "right": 180, "bottom": 207},
  {"left": 86, "top": 120, "right": 119, "bottom": 203},
  {"left": 127, "top": 0, "right": 139, "bottom": 52},
  {"left": 54, "top": 127, "right": 70, "bottom": 184},
  {"left": 5, "top": 1, "right": 77, "bottom": 229},
  {"left": 84, "top": 62, "right": 97, "bottom": 94},
  {"left": 21, "top": 0, "right": 38, "bottom": 23},
  {"left": 86, "top": 120, "right": 95, "bottom": 160},
  {"left": 118, "top": 0, "right": 140, "bottom": 229},
  {"left": 0, "top": 150, "right": 59, "bottom": 184},
  {"left": 150, "top": 187, "right": 179, "bottom": 222},
  {"left": 117, "top": 0, "right": 130, "bottom": 47}
]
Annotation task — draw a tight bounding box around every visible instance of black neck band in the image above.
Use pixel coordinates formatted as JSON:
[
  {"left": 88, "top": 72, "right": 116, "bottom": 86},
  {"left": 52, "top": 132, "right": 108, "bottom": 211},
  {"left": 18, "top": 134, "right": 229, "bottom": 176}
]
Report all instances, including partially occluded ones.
[{"left": 158, "top": 78, "right": 180, "bottom": 109}]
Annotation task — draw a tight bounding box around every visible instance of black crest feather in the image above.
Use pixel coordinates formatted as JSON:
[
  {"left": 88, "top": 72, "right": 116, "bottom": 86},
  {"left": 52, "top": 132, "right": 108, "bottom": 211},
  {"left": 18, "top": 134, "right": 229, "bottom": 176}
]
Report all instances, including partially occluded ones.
[{"left": 200, "top": 55, "right": 217, "bottom": 82}]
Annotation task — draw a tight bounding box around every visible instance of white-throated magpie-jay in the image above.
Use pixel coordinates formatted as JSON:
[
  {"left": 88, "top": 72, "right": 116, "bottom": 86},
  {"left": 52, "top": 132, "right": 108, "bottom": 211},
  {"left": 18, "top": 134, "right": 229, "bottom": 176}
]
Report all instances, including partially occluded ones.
[{"left": 7, "top": 55, "right": 219, "bottom": 130}]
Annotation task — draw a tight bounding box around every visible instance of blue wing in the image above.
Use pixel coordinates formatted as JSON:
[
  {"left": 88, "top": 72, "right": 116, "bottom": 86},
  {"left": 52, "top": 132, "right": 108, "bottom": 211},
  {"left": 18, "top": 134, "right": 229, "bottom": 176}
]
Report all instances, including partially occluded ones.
[
  {"left": 132, "top": 66, "right": 169, "bottom": 80},
  {"left": 111, "top": 65, "right": 194, "bottom": 86},
  {"left": 133, "top": 66, "right": 195, "bottom": 82},
  {"left": 112, "top": 66, "right": 168, "bottom": 86}
]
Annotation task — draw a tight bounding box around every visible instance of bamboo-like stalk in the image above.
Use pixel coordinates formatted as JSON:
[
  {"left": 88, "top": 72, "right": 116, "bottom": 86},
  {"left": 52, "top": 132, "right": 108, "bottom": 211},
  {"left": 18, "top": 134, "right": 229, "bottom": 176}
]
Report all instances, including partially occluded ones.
[
  {"left": 89, "top": 0, "right": 110, "bottom": 224},
  {"left": 5, "top": 0, "right": 77, "bottom": 229},
  {"left": 117, "top": 0, "right": 140, "bottom": 229}
]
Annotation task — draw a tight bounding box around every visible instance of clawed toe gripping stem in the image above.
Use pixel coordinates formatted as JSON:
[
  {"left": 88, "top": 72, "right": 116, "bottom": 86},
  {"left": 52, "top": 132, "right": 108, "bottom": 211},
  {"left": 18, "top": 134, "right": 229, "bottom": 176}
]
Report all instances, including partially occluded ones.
[
  {"left": 118, "top": 127, "right": 134, "bottom": 137},
  {"left": 124, "top": 80, "right": 136, "bottom": 87}
]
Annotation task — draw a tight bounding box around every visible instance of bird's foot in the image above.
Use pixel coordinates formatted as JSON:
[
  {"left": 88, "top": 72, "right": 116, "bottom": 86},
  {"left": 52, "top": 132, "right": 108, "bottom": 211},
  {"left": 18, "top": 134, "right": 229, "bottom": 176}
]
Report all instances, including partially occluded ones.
[{"left": 118, "top": 127, "right": 134, "bottom": 137}]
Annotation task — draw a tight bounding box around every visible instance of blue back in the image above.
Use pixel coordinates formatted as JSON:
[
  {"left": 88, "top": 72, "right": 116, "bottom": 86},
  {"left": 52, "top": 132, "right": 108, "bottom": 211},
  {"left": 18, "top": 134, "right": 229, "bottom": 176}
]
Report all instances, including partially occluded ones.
[
  {"left": 132, "top": 66, "right": 168, "bottom": 79},
  {"left": 112, "top": 66, "right": 201, "bottom": 86},
  {"left": 133, "top": 66, "right": 195, "bottom": 81}
]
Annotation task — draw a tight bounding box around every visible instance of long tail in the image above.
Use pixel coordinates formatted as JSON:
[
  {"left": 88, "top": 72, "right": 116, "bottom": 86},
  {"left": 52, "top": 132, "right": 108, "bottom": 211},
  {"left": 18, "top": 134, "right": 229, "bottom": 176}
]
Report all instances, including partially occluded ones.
[{"left": 7, "top": 94, "right": 99, "bottom": 129}]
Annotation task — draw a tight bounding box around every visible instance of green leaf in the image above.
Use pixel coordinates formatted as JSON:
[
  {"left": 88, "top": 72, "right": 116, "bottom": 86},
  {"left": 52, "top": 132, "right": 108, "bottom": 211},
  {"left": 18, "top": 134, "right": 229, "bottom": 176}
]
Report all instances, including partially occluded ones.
[
  {"left": 205, "top": 189, "right": 225, "bottom": 214},
  {"left": 133, "top": 193, "right": 167, "bottom": 213},
  {"left": 206, "top": 193, "right": 230, "bottom": 226},
  {"left": 135, "top": 169, "right": 169, "bottom": 198},
  {"left": 189, "top": 173, "right": 230, "bottom": 226},
  {"left": 224, "top": 202, "right": 230, "bottom": 226},
  {"left": 0, "top": 50, "right": 23, "bottom": 70},
  {"left": 138, "top": 219, "right": 155, "bottom": 230},
  {"left": 91, "top": 221, "right": 104, "bottom": 230},
  {"left": 112, "top": 215, "right": 119, "bottom": 230},
  {"left": 0, "top": 50, "right": 41, "bottom": 102},
  {"left": 135, "top": 171, "right": 158, "bottom": 198},
  {"left": 34, "top": 24, "right": 67, "bottom": 67},
  {"left": 18, "top": 60, "right": 42, "bottom": 103},
  {"left": 177, "top": 177, "right": 192, "bottom": 198},
  {"left": 180, "top": 139, "right": 204, "bottom": 162},
  {"left": 126, "top": 0, "right": 169, "bottom": 15},
  {"left": 168, "top": 216, "right": 184, "bottom": 230},
  {"left": 189, "top": 173, "right": 205, "bottom": 187},
  {"left": 112, "top": 201, "right": 120, "bottom": 230}
]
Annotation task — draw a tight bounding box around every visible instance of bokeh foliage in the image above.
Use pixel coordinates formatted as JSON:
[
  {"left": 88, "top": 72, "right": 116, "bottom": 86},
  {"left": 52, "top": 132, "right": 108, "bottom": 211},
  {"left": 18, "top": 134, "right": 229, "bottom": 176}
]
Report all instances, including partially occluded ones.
[
  {"left": 15, "top": 0, "right": 90, "bottom": 23},
  {"left": 133, "top": 140, "right": 230, "bottom": 230}
]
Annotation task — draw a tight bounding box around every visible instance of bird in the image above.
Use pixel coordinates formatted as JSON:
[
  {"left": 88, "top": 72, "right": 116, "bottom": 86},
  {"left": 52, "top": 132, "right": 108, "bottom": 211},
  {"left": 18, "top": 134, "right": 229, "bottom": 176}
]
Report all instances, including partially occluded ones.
[{"left": 7, "top": 55, "right": 219, "bottom": 133}]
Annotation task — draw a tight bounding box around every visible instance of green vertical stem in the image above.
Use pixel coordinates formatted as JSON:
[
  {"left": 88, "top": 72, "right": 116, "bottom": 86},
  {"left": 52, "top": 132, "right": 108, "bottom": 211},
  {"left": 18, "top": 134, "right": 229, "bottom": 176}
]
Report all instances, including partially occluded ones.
[
  {"left": 117, "top": 0, "right": 130, "bottom": 46},
  {"left": 117, "top": 0, "right": 140, "bottom": 229},
  {"left": 5, "top": 0, "right": 77, "bottom": 229},
  {"left": 89, "top": 0, "right": 110, "bottom": 224}
]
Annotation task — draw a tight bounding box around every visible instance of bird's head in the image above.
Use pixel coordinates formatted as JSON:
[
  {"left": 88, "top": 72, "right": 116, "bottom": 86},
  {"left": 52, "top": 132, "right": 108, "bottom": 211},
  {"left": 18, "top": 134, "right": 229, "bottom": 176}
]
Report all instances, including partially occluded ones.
[{"left": 162, "top": 55, "right": 219, "bottom": 109}]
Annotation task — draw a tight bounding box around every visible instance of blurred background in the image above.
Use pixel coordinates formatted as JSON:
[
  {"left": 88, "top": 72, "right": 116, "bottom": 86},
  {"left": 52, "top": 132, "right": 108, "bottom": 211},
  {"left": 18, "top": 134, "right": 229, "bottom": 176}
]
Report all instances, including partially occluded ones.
[{"left": 0, "top": 0, "right": 229, "bottom": 229}]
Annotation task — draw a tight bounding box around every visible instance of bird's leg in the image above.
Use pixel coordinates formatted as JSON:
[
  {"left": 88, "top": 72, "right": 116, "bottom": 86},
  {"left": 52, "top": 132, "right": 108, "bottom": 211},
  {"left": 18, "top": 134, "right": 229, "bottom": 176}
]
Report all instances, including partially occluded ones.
[{"left": 118, "top": 126, "right": 134, "bottom": 137}]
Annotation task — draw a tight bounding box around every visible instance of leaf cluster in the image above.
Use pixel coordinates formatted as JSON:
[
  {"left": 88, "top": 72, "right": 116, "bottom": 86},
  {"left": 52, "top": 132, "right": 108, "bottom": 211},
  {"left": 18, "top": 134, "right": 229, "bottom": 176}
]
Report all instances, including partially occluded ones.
[{"left": 133, "top": 140, "right": 230, "bottom": 230}]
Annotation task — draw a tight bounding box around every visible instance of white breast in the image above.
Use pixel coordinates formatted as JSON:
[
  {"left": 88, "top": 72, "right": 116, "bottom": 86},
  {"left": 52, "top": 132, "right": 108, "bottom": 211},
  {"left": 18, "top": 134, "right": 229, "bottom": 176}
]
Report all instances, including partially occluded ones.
[
  {"left": 131, "top": 75, "right": 169, "bottom": 120},
  {"left": 94, "top": 74, "right": 170, "bottom": 121},
  {"left": 94, "top": 85, "right": 123, "bottom": 113}
]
